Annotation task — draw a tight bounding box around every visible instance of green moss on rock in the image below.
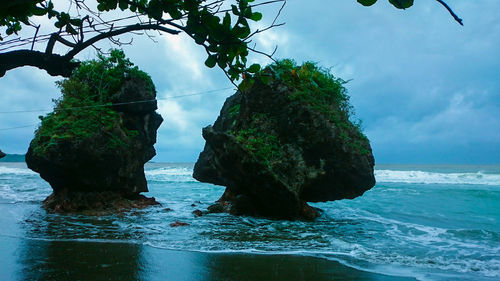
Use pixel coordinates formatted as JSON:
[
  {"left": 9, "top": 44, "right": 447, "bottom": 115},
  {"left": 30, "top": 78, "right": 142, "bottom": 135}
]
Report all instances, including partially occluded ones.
[{"left": 32, "top": 50, "right": 152, "bottom": 156}]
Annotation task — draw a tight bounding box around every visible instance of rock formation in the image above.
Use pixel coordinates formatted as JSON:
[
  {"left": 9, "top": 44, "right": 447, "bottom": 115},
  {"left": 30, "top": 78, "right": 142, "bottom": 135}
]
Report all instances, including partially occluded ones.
[
  {"left": 0, "top": 149, "right": 5, "bottom": 159},
  {"left": 194, "top": 60, "right": 375, "bottom": 220},
  {"left": 26, "top": 50, "right": 162, "bottom": 212}
]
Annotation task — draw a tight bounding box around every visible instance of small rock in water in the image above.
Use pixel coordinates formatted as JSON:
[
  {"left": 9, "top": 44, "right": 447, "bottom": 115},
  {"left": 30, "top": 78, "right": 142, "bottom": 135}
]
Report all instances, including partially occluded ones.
[
  {"left": 192, "top": 209, "right": 203, "bottom": 217},
  {"left": 170, "top": 221, "right": 190, "bottom": 227}
]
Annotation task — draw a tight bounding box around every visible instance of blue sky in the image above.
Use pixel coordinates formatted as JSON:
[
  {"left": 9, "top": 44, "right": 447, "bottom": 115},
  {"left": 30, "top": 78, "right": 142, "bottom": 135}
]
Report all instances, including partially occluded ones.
[{"left": 0, "top": 0, "right": 499, "bottom": 164}]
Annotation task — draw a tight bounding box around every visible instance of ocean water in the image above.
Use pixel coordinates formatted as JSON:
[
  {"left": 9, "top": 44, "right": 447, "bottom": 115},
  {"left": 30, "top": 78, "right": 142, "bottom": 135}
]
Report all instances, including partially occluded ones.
[{"left": 0, "top": 162, "right": 499, "bottom": 280}]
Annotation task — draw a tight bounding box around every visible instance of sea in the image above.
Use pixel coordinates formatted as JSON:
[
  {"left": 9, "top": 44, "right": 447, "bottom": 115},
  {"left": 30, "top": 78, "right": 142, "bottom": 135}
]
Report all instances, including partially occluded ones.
[{"left": 0, "top": 162, "right": 499, "bottom": 281}]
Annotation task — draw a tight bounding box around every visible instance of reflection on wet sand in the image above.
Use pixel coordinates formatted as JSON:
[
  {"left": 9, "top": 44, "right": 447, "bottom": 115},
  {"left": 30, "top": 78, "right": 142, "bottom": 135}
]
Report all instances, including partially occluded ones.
[{"left": 18, "top": 240, "right": 142, "bottom": 280}]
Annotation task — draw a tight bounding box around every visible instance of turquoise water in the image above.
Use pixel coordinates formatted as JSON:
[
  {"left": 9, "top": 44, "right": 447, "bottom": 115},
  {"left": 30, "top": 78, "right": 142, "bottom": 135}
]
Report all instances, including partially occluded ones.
[{"left": 0, "top": 163, "right": 499, "bottom": 280}]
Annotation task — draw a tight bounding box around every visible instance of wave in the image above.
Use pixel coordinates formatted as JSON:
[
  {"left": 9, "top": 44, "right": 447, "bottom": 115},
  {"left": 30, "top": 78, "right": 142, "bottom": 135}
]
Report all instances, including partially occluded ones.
[
  {"left": 375, "top": 170, "right": 500, "bottom": 186},
  {"left": 145, "top": 167, "right": 196, "bottom": 183},
  {"left": 0, "top": 166, "right": 37, "bottom": 176}
]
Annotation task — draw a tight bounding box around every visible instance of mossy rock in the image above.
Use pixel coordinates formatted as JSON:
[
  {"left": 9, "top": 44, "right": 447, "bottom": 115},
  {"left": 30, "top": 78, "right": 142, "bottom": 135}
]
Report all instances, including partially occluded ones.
[
  {"left": 26, "top": 50, "right": 163, "bottom": 204},
  {"left": 194, "top": 59, "right": 375, "bottom": 220}
]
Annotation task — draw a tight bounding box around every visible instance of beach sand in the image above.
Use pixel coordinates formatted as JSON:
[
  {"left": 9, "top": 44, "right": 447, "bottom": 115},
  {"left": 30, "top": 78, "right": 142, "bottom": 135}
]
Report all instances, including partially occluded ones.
[{"left": 0, "top": 237, "right": 416, "bottom": 280}]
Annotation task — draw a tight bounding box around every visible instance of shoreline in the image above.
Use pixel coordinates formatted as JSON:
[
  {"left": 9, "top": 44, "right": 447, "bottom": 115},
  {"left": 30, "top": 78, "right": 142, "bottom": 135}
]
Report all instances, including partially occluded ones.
[{"left": 0, "top": 237, "right": 417, "bottom": 280}]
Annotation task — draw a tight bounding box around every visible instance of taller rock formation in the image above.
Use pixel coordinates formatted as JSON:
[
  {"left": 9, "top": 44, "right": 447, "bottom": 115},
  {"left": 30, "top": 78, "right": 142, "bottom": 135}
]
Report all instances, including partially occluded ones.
[
  {"left": 26, "top": 50, "right": 162, "bottom": 212},
  {"left": 194, "top": 60, "right": 375, "bottom": 220}
]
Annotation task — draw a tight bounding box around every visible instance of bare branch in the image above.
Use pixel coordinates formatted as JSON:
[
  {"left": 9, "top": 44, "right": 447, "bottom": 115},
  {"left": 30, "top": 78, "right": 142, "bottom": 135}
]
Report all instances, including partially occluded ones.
[
  {"left": 45, "top": 33, "right": 77, "bottom": 54},
  {"left": 65, "top": 23, "right": 180, "bottom": 59},
  {"left": 435, "top": 0, "right": 463, "bottom": 26},
  {"left": 31, "top": 25, "right": 40, "bottom": 50}
]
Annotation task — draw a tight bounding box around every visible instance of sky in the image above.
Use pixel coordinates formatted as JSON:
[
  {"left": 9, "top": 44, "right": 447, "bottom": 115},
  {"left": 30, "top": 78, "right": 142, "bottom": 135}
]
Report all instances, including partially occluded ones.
[{"left": 0, "top": 0, "right": 499, "bottom": 164}]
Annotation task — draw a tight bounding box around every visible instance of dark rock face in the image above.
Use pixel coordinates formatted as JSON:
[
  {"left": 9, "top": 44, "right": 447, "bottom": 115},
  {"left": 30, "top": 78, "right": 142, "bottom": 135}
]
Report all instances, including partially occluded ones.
[
  {"left": 194, "top": 78, "right": 375, "bottom": 220},
  {"left": 26, "top": 76, "right": 162, "bottom": 211},
  {"left": 0, "top": 150, "right": 5, "bottom": 159}
]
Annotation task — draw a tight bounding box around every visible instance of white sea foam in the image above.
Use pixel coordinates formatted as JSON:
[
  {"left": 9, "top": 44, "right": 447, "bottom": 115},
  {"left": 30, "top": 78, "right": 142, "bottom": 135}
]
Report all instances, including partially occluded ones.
[
  {"left": 145, "top": 167, "right": 195, "bottom": 182},
  {"left": 0, "top": 166, "right": 36, "bottom": 176},
  {"left": 375, "top": 170, "right": 500, "bottom": 186}
]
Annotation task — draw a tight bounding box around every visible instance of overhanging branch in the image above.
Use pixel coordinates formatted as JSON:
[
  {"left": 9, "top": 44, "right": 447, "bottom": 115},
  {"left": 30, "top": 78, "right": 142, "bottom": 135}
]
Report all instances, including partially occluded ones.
[
  {"left": 0, "top": 23, "right": 181, "bottom": 78},
  {"left": 65, "top": 23, "right": 180, "bottom": 58},
  {"left": 435, "top": 0, "right": 463, "bottom": 26},
  {"left": 0, "top": 50, "right": 79, "bottom": 77}
]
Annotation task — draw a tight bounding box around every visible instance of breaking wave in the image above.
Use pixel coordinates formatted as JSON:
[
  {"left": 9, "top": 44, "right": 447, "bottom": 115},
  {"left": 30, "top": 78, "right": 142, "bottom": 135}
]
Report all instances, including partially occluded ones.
[{"left": 375, "top": 170, "right": 500, "bottom": 186}]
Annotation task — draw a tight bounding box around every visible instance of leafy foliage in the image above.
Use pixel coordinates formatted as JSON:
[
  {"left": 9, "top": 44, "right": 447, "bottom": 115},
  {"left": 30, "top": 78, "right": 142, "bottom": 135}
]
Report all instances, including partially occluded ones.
[
  {"left": 0, "top": 0, "right": 266, "bottom": 82},
  {"left": 238, "top": 59, "right": 370, "bottom": 155},
  {"left": 32, "top": 50, "right": 148, "bottom": 155},
  {"left": 357, "top": 0, "right": 414, "bottom": 9},
  {"left": 0, "top": 0, "right": 456, "bottom": 82}
]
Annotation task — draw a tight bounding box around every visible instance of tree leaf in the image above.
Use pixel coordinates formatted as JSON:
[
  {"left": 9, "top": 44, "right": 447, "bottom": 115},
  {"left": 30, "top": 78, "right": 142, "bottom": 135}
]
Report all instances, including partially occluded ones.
[
  {"left": 223, "top": 12, "right": 231, "bottom": 29},
  {"left": 250, "top": 12, "right": 262, "bottom": 21},
  {"left": 388, "top": 0, "right": 414, "bottom": 9},
  {"left": 357, "top": 0, "right": 377, "bottom": 6},
  {"left": 247, "top": 64, "right": 260, "bottom": 73},
  {"left": 231, "top": 5, "right": 239, "bottom": 16},
  {"left": 205, "top": 55, "right": 217, "bottom": 68},
  {"left": 32, "top": 7, "right": 47, "bottom": 16}
]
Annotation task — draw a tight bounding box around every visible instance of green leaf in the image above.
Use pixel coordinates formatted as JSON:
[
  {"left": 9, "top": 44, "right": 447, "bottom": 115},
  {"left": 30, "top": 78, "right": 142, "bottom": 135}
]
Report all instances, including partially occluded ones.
[
  {"left": 194, "top": 34, "right": 205, "bottom": 44},
  {"left": 205, "top": 55, "right": 217, "bottom": 68},
  {"left": 170, "top": 9, "right": 182, "bottom": 20},
  {"left": 97, "top": 3, "right": 107, "bottom": 11},
  {"left": 357, "top": 0, "right": 377, "bottom": 6},
  {"left": 119, "top": 0, "right": 128, "bottom": 10},
  {"left": 388, "top": 0, "right": 413, "bottom": 9},
  {"left": 247, "top": 64, "right": 260, "bottom": 73},
  {"left": 231, "top": 5, "right": 239, "bottom": 16},
  {"left": 259, "top": 75, "right": 271, "bottom": 85},
  {"left": 250, "top": 12, "right": 262, "bottom": 21},
  {"left": 239, "top": 77, "right": 255, "bottom": 92},
  {"left": 223, "top": 12, "right": 231, "bottom": 29},
  {"left": 54, "top": 21, "right": 64, "bottom": 28},
  {"left": 32, "top": 7, "right": 47, "bottom": 16},
  {"left": 70, "top": 19, "right": 82, "bottom": 26}
]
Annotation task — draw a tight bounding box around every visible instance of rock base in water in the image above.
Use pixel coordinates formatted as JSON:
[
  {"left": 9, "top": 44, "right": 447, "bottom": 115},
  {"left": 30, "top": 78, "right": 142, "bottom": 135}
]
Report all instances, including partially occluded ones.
[
  {"left": 25, "top": 51, "right": 163, "bottom": 213},
  {"left": 194, "top": 60, "right": 375, "bottom": 220},
  {"left": 206, "top": 189, "right": 320, "bottom": 221},
  {"left": 43, "top": 190, "right": 160, "bottom": 214},
  {"left": 0, "top": 150, "right": 5, "bottom": 159}
]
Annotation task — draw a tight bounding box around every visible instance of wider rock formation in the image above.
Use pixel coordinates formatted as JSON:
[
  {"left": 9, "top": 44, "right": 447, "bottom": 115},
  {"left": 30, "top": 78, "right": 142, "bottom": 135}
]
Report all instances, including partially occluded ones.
[
  {"left": 194, "top": 60, "right": 375, "bottom": 220},
  {"left": 26, "top": 50, "right": 162, "bottom": 213}
]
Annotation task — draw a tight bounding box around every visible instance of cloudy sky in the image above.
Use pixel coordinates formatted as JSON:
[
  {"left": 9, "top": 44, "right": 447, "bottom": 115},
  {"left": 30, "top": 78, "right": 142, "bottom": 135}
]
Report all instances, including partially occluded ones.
[{"left": 1, "top": 0, "right": 499, "bottom": 164}]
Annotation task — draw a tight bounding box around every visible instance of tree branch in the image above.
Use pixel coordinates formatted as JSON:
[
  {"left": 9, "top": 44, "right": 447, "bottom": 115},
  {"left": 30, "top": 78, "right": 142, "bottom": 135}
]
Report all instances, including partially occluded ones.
[
  {"left": 435, "top": 0, "right": 463, "bottom": 26},
  {"left": 65, "top": 23, "right": 180, "bottom": 58},
  {"left": 1, "top": 23, "right": 180, "bottom": 77},
  {"left": 45, "top": 33, "right": 77, "bottom": 54},
  {"left": 0, "top": 50, "right": 79, "bottom": 77}
]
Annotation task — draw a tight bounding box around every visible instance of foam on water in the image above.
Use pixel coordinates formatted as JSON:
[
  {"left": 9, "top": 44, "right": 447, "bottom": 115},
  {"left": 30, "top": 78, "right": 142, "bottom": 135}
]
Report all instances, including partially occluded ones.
[
  {"left": 1, "top": 163, "right": 499, "bottom": 280},
  {"left": 0, "top": 166, "right": 36, "bottom": 176},
  {"left": 375, "top": 170, "right": 500, "bottom": 186},
  {"left": 145, "top": 166, "right": 196, "bottom": 183}
]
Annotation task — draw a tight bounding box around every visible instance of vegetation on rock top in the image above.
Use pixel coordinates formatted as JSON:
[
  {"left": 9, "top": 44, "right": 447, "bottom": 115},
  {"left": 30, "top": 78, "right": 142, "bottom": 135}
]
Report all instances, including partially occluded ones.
[
  {"left": 233, "top": 59, "right": 370, "bottom": 161},
  {"left": 32, "top": 50, "right": 151, "bottom": 156}
]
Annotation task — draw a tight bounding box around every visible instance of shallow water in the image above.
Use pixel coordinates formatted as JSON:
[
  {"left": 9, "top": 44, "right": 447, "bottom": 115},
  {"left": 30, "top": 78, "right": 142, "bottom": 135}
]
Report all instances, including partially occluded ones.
[{"left": 0, "top": 162, "right": 499, "bottom": 280}]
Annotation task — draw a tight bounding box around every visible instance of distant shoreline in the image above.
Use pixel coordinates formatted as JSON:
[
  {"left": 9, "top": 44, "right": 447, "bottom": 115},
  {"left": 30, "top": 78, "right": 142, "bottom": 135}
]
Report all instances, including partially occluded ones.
[
  {"left": 1, "top": 157, "right": 499, "bottom": 166},
  {"left": 0, "top": 154, "right": 25, "bottom": 162}
]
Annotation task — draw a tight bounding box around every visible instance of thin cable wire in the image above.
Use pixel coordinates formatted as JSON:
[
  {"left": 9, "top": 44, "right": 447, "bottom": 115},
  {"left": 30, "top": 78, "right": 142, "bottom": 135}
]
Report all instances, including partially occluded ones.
[
  {"left": 0, "top": 123, "right": 39, "bottom": 131},
  {"left": 0, "top": 87, "right": 234, "bottom": 114},
  {"left": 0, "top": 87, "right": 234, "bottom": 131}
]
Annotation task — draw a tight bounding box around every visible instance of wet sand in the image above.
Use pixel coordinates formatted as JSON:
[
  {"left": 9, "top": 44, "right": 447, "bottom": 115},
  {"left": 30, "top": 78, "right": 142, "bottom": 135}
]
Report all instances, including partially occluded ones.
[{"left": 0, "top": 237, "right": 416, "bottom": 280}]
